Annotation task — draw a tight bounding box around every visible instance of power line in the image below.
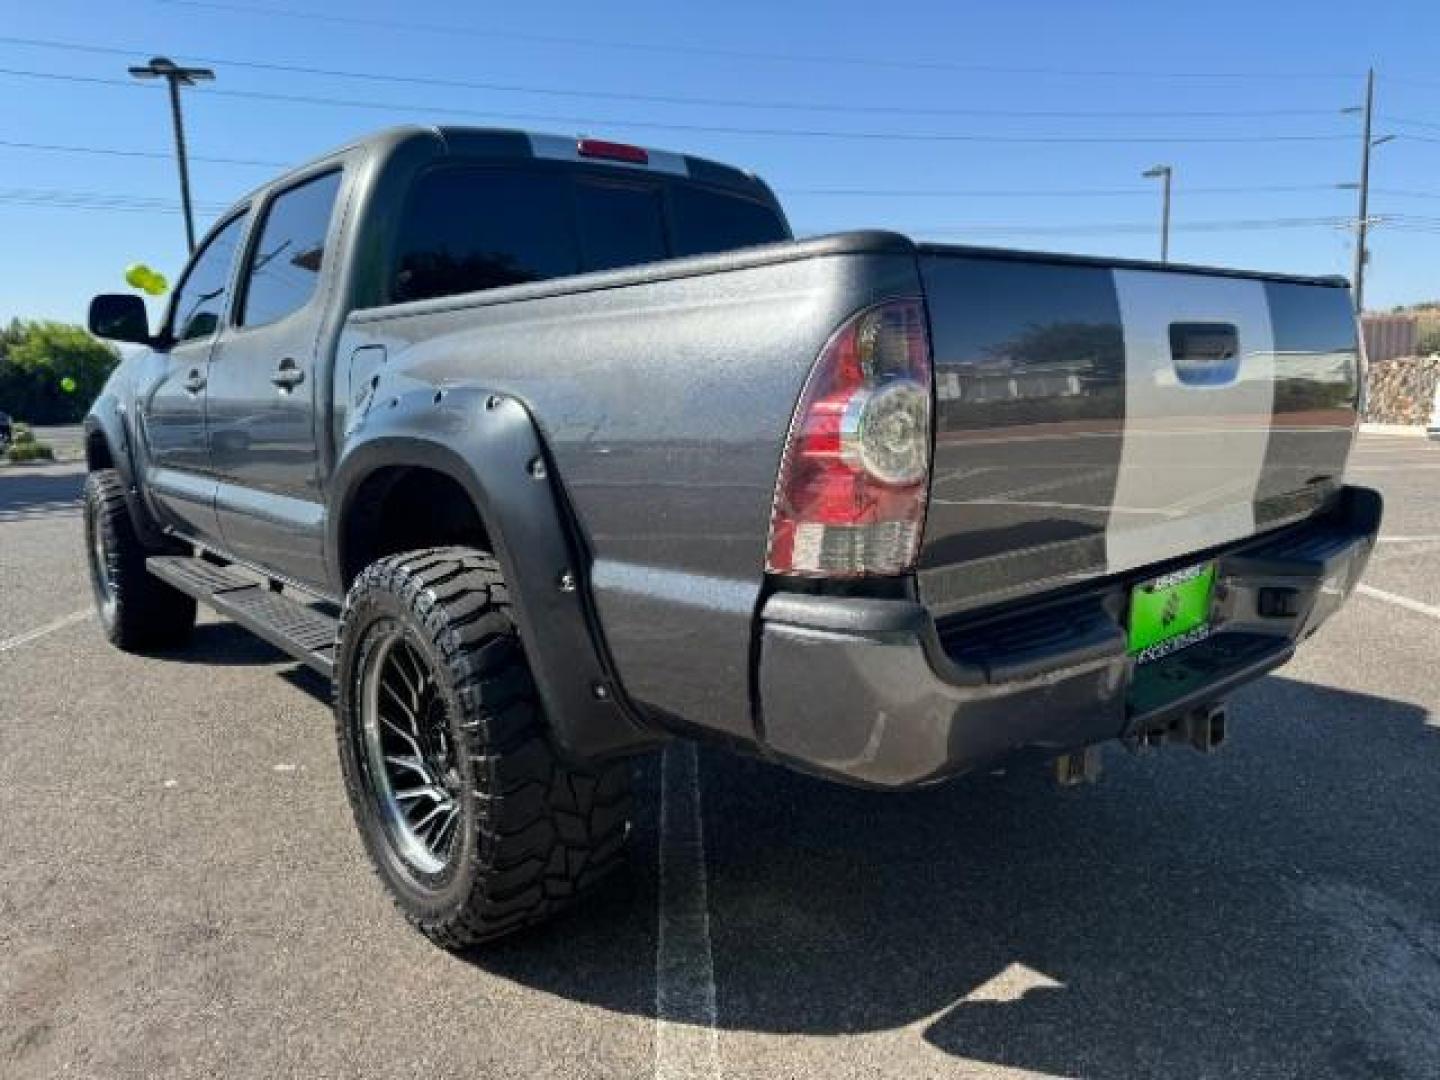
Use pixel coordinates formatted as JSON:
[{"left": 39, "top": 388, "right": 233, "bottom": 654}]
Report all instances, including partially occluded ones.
[
  {"left": 1385, "top": 115, "right": 1440, "bottom": 132},
  {"left": 0, "top": 186, "right": 230, "bottom": 210},
  {"left": 0, "top": 191, "right": 230, "bottom": 214},
  {"left": 7, "top": 138, "right": 1437, "bottom": 208},
  {"left": 911, "top": 215, "right": 1364, "bottom": 237},
  {"left": 1374, "top": 187, "right": 1440, "bottom": 200},
  {"left": 149, "top": 0, "right": 1364, "bottom": 81},
  {"left": 1381, "top": 73, "right": 1440, "bottom": 89},
  {"left": 0, "top": 35, "right": 1354, "bottom": 121},
  {"left": 13, "top": 185, "right": 1440, "bottom": 240},
  {"left": 0, "top": 66, "right": 1359, "bottom": 146},
  {"left": 891, "top": 217, "right": 1440, "bottom": 239},
  {"left": 0, "top": 137, "right": 284, "bottom": 167},
  {"left": 785, "top": 182, "right": 1350, "bottom": 198},
  {"left": 0, "top": 140, "right": 1392, "bottom": 203}
]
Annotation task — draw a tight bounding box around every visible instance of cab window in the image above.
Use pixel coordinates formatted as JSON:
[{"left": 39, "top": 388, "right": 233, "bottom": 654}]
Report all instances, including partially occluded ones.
[{"left": 171, "top": 211, "right": 249, "bottom": 342}]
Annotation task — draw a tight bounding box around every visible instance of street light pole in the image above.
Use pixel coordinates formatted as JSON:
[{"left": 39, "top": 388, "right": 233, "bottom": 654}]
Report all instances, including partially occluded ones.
[
  {"left": 128, "top": 57, "right": 215, "bottom": 254},
  {"left": 1143, "top": 164, "right": 1172, "bottom": 263}
]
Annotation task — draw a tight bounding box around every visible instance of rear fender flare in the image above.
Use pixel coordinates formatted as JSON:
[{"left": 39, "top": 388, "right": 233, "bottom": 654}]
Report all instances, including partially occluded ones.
[{"left": 327, "top": 387, "right": 660, "bottom": 761}]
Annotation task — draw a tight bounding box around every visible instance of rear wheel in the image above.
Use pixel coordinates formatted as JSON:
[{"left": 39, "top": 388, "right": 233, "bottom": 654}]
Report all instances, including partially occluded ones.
[
  {"left": 83, "top": 469, "right": 196, "bottom": 650},
  {"left": 334, "top": 547, "right": 632, "bottom": 948}
]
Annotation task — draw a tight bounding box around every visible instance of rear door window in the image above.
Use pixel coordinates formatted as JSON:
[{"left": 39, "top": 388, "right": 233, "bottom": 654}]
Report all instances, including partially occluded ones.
[
  {"left": 574, "top": 181, "right": 668, "bottom": 273},
  {"left": 391, "top": 167, "right": 577, "bottom": 304},
  {"left": 239, "top": 170, "right": 342, "bottom": 328}
]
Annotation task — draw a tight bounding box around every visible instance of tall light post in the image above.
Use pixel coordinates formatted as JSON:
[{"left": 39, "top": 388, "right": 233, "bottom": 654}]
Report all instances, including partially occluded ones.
[
  {"left": 128, "top": 56, "right": 215, "bottom": 254},
  {"left": 1341, "top": 69, "right": 1394, "bottom": 313},
  {"left": 1142, "top": 164, "right": 1172, "bottom": 264}
]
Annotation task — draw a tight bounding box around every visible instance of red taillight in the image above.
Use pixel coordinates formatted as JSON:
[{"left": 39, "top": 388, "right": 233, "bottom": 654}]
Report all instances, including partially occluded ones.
[
  {"left": 576, "top": 138, "right": 649, "bottom": 165},
  {"left": 766, "top": 299, "right": 933, "bottom": 577}
]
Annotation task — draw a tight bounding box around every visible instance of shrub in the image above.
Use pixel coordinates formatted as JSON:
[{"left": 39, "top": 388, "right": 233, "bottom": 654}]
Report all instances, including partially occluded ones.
[
  {"left": 11, "top": 421, "right": 34, "bottom": 445},
  {"left": 7, "top": 438, "right": 54, "bottom": 463},
  {"left": 0, "top": 319, "right": 120, "bottom": 424}
]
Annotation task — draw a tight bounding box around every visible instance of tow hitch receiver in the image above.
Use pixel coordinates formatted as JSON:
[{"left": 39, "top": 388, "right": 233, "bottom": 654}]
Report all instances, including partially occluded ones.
[
  {"left": 1132, "top": 704, "right": 1229, "bottom": 754},
  {"left": 1055, "top": 745, "right": 1103, "bottom": 786},
  {"left": 1183, "top": 705, "right": 1228, "bottom": 753}
]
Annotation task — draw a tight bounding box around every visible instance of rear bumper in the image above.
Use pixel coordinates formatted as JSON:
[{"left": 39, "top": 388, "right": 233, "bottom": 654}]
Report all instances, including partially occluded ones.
[{"left": 756, "top": 485, "right": 1382, "bottom": 789}]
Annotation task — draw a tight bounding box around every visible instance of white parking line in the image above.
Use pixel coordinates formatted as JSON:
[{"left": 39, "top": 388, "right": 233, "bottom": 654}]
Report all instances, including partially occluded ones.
[
  {"left": 1356, "top": 584, "right": 1440, "bottom": 622},
  {"left": 654, "top": 741, "right": 719, "bottom": 1080},
  {"left": 0, "top": 608, "right": 93, "bottom": 654}
]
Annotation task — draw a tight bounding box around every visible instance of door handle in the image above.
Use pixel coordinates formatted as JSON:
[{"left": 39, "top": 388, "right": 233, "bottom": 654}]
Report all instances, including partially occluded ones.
[
  {"left": 183, "top": 369, "right": 206, "bottom": 394},
  {"left": 271, "top": 359, "right": 306, "bottom": 390}
]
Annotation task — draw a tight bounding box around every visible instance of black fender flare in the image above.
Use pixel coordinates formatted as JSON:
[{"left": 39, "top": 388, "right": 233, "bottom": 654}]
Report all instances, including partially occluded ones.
[
  {"left": 83, "top": 397, "right": 168, "bottom": 547},
  {"left": 327, "top": 387, "right": 661, "bottom": 762}
]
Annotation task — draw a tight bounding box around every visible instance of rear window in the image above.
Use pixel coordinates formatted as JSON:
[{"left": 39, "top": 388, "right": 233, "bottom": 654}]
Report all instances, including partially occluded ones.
[
  {"left": 575, "top": 181, "right": 668, "bottom": 273},
  {"left": 240, "top": 170, "right": 342, "bottom": 327},
  {"left": 392, "top": 168, "right": 578, "bottom": 304},
  {"left": 670, "top": 184, "right": 787, "bottom": 258},
  {"left": 389, "top": 164, "right": 787, "bottom": 305}
]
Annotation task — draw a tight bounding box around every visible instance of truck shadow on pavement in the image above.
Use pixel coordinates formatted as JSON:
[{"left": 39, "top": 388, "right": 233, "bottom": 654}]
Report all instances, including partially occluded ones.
[
  {"left": 475, "top": 674, "right": 1440, "bottom": 1079},
  {"left": 0, "top": 466, "right": 84, "bottom": 521},
  {"left": 154, "top": 621, "right": 299, "bottom": 668}
]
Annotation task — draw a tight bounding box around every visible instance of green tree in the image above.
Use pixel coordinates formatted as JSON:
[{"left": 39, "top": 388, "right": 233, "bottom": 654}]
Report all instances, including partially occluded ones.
[{"left": 0, "top": 319, "right": 119, "bottom": 423}]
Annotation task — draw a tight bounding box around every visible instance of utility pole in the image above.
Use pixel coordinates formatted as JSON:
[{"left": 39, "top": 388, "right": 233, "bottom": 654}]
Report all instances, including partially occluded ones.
[
  {"left": 1353, "top": 68, "right": 1375, "bottom": 313},
  {"left": 1143, "top": 164, "right": 1172, "bottom": 263},
  {"left": 1342, "top": 69, "right": 1394, "bottom": 313},
  {"left": 128, "top": 57, "right": 215, "bottom": 254}
]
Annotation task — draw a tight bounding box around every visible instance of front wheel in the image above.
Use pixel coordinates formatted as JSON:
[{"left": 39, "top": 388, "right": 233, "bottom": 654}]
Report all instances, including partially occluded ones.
[
  {"left": 83, "top": 469, "right": 196, "bottom": 650},
  {"left": 334, "top": 547, "right": 632, "bottom": 948}
]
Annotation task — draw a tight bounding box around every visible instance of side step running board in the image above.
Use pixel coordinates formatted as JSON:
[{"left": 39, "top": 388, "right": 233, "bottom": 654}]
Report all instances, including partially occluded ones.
[{"left": 147, "top": 555, "right": 338, "bottom": 677}]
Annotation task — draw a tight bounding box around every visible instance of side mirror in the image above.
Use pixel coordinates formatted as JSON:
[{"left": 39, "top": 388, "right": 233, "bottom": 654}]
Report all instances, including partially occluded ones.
[{"left": 88, "top": 294, "right": 152, "bottom": 345}]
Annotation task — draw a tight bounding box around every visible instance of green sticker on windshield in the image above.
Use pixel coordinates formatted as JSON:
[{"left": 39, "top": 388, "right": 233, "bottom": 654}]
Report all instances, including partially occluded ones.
[{"left": 1128, "top": 562, "right": 1215, "bottom": 662}]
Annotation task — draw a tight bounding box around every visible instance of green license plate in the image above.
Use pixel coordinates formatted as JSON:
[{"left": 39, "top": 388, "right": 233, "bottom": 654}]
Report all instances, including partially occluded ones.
[{"left": 1127, "top": 562, "right": 1216, "bottom": 663}]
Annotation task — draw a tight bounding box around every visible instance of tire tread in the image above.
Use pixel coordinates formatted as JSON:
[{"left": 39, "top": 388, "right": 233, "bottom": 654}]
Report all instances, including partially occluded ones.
[{"left": 335, "top": 545, "right": 632, "bottom": 949}]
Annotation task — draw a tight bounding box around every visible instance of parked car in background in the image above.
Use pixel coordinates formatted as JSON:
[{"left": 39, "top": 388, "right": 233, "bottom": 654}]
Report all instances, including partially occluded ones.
[
  {"left": 82, "top": 125, "right": 1379, "bottom": 950},
  {"left": 0, "top": 410, "right": 12, "bottom": 449}
]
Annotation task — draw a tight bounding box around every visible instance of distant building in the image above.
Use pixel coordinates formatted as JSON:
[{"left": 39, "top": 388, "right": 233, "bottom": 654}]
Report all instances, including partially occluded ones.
[{"left": 1362, "top": 314, "right": 1419, "bottom": 363}]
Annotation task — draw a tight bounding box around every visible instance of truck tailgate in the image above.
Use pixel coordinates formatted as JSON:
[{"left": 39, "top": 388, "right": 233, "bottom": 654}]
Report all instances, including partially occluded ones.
[{"left": 916, "top": 249, "right": 1360, "bottom": 617}]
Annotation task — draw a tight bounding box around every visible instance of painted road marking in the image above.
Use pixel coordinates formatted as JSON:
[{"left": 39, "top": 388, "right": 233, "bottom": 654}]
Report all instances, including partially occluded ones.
[
  {"left": 1356, "top": 584, "right": 1440, "bottom": 622},
  {"left": 0, "top": 608, "right": 93, "bottom": 654},
  {"left": 655, "top": 741, "right": 719, "bottom": 1080}
]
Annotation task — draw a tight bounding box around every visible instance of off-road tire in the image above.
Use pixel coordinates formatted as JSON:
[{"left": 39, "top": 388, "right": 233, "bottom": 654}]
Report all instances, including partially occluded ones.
[
  {"left": 334, "top": 546, "right": 632, "bottom": 949},
  {"left": 83, "top": 469, "right": 196, "bottom": 650}
]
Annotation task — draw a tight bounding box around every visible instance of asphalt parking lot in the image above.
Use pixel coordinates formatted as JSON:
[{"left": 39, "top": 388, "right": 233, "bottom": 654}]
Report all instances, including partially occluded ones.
[{"left": 2, "top": 430, "right": 1439, "bottom": 1079}]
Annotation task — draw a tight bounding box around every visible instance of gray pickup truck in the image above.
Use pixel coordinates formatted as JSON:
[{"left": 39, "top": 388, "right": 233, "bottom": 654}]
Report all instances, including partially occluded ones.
[{"left": 84, "top": 125, "right": 1380, "bottom": 948}]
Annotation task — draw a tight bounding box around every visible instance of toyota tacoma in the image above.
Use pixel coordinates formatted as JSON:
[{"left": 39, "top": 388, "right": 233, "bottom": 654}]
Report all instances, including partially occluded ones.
[{"left": 82, "top": 126, "right": 1380, "bottom": 947}]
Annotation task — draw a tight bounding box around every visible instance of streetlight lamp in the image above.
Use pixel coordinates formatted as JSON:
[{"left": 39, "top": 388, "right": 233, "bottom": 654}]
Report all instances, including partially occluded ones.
[
  {"left": 1142, "top": 164, "right": 1172, "bottom": 264},
  {"left": 1341, "top": 69, "right": 1394, "bottom": 313},
  {"left": 128, "top": 56, "right": 215, "bottom": 254}
]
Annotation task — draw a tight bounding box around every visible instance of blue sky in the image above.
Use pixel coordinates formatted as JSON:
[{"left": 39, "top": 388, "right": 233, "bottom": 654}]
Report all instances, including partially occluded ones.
[{"left": 3, "top": 0, "right": 1438, "bottom": 325}]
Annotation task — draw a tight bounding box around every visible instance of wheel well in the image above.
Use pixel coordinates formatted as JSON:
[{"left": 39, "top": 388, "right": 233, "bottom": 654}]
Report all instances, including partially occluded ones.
[
  {"left": 85, "top": 429, "right": 114, "bottom": 472},
  {"left": 340, "top": 466, "right": 491, "bottom": 587}
]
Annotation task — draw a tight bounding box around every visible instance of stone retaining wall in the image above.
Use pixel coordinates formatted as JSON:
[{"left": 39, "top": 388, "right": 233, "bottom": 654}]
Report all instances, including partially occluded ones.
[{"left": 1363, "top": 355, "right": 1440, "bottom": 426}]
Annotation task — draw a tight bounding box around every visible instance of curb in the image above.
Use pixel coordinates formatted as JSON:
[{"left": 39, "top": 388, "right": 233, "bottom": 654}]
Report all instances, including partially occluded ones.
[{"left": 1359, "top": 423, "right": 1427, "bottom": 437}]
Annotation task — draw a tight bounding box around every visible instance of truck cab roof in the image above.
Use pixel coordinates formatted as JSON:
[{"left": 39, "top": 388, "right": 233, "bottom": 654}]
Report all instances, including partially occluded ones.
[{"left": 233, "top": 124, "right": 777, "bottom": 216}]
